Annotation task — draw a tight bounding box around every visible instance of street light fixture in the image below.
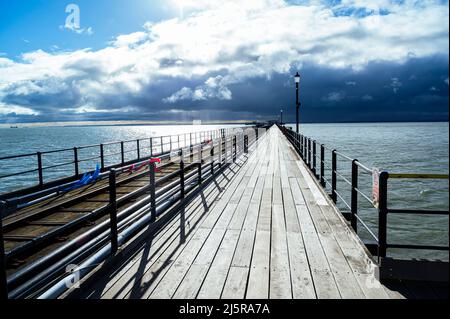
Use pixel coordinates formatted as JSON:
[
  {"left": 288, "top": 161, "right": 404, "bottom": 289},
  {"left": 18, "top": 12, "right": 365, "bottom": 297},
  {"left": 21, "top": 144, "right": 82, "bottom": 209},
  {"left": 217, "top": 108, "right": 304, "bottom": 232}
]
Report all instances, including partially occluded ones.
[
  {"left": 294, "top": 72, "right": 300, "bottom": 134},
  {"left": 280, "top": 109, "right": 283, "bottom": 125}
]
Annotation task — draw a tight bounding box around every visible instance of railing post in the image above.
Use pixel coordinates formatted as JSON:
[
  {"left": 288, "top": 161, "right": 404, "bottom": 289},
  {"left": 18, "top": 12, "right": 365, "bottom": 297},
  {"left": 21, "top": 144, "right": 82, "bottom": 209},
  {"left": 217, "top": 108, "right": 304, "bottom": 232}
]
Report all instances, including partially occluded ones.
[
  {"left": 308, "top": 139, "right": 311, "bottom": 168},
  {"left": 73, "top": 147, "right": 79, "bottom": 177},
  {"left": 120, "top": 141, "right": 125, "bottom": 165},
  {"left": 180, "top": 159, "right": 185, "bottom": 199},
  {"left": 210, "top": 145, "right": 215, "bottom": 175},
  {"left": 170, "top": 136, "right": 173, "bottom": 152},
  {"left": 320, "top": 144, "right": 325, "bottom": 187},
  {"left": 100, "top": 144, "right": 105, "bottom": 171},
  {"left": 244, "top": 135, "right": 248, "bottom": 154},
  {"left": 190, "top": 133, "right": 193, "bottom": 148},
  {"left": 150, "top": 138, "right": 153, "bottom": 157},
  {"left": 198, "top": 149, "right": 202, "bottom": 186},
  {"left": 378, "top": 171, "right": 389, "bottom": 258},
  {"left": 150, "top": 162, "right": 157, "bottom": 223},
  {"left": 160, "top": 137, "right": 163, "bottom": 154},
  {"left": 331, "top": 150, "right": 337, "bottom": 203},
  {"left": 351, "top": 160, "right": 358, "bottom": 232},
  {"left": 37, "top": 152, "right": 44, "bottom": 187},
  {"left": 0, "top": 201, "right": 8, "bottom": 299},
  {"left": 313, "top": 140, "right": 317, "bottom": 177},
  {"left": 233, "top": 136, "right": 237, "bottom": 163},
  {"left": 108, "top": 169, "right": 118, "bottom": 254},
  {"left": 137, "top": 140, "right": 140, "bottom": 160}
]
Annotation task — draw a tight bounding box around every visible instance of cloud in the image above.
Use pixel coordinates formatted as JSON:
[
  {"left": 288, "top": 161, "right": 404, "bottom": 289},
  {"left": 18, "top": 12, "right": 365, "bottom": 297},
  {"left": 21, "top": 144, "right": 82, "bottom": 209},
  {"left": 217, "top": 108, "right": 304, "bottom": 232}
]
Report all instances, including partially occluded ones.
[
  {"left": 322, "top": 91, "right": 346, "bottom": 102},
  {"left": 0, "top": 0, "right": 448, "bottom": 122},
  {"left": 390, "top": 77, "right": 402, "bottom": 93}
]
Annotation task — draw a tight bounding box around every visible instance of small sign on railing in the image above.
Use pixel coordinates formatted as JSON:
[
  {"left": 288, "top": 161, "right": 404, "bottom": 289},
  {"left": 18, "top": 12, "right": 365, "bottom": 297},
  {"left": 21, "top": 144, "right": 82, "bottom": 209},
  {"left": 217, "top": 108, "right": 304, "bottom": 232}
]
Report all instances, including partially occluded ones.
[{"left": 372, "top": 168, "right": 380, "bottom": 208}]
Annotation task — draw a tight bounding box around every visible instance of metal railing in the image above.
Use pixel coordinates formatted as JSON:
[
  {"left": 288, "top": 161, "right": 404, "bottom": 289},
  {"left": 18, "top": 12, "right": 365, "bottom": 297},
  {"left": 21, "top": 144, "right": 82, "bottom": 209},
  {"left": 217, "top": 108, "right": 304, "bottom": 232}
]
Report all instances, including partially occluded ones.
[
  {"left": 0, "top": 127, "right": 244, "bottom": 199},
  {"left": 280, "top": 125, "right": 449, "bottom": 263},
  {"left": 0, "top": 126, "right": 265, "bottom": 299}
]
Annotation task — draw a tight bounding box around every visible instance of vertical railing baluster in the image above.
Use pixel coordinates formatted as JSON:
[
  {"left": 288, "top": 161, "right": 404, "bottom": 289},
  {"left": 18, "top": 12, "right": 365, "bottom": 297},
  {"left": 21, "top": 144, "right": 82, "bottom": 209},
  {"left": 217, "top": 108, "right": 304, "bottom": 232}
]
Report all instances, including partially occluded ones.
[
  {"left": 233, "top": 136, "right": 237, "bottom": 162},
  {"left": 0, "top": 201, "right": 8, "bottom": 300},
  {"left": 121, "top": 142, "right": 125, "bottom": 165},
  {"left": 331, "top": 150, "right": 337, "bottom": 203},
  {"left": 37, "top": 152, "right": 43, "bottom": 187},
  {"left": 308, "top": 139, "right": 311, "bottom": 168},
  {"left": 108, "top": 169, "right": 118, "bottom": 254},
  {"left": 74, "top": 147, "right": 79, "bottom": 177},
  {"left": 313, "top": 140, "right": 317, "bottom": 177},
  {"left": 198, "top": 145, "right": 202, "bottom": 186},
  {"left": 137, "top": 140, "right": 140, "bottom": 160},
  {"left": 170, "top": 136, "right": 173, "bottom": 152},
  {"left": 378, "top": 171, "right": 389, "bottom": 259},
  {"left": 351, "top": 160, "right": 358, "bottom": 232},
  {"left": 210, "top": 144, "right": 215, "bottom": 175},
  {"left": 100, "top": 144, "right": 105, "bottom": 171},
  {"left": 180, "top": 157, "right": 185, "bottom": 199},
  {"left": 150, "top": 138, "right": 153, "bottom": 157},
  {"left": 320, "top": 144, "right": 325, "bottom": 187},
  {"left": 150, "top": 162, "right": 157, "bottom": 223}
]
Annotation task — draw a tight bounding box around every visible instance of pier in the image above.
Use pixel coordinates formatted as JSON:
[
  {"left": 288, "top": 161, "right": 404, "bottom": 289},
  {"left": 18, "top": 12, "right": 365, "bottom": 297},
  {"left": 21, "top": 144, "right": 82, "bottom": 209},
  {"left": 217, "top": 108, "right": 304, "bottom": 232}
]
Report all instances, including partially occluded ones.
[{"left": 0, "top": 125, "right": 448, "bottom": 299}]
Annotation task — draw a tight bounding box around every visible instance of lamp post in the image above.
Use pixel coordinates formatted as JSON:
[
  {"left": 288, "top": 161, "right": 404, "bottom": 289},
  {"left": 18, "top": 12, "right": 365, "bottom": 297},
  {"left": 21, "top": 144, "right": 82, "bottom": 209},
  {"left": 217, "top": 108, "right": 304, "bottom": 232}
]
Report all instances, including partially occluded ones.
[
  {"left": 294, "top": 72, "right": 301, "bottom": 134},
  {"left": 280, "top": 109, "right": 283, "bottom": 125}
]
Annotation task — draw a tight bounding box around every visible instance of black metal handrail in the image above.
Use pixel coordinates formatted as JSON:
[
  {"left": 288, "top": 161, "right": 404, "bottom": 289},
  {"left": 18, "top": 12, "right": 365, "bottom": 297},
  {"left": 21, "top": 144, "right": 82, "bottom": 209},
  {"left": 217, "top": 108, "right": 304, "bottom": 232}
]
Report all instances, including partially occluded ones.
[
  {"left": 280, "top": 124, "right": 449, "bottom": 263},
  {"left": 0, "top": 127, "right": 246, "bottom": 198},
  {"left": 0, "top": 126, "right": 265, "bottom": 299}
]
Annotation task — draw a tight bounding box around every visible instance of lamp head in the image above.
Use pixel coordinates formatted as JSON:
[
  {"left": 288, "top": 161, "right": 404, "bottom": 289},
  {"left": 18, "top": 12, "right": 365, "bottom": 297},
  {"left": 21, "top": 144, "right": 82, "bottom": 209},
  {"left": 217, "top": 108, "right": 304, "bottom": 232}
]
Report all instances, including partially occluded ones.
[{"left": 294, "top": 72, "right": 300, "bottom": 84}]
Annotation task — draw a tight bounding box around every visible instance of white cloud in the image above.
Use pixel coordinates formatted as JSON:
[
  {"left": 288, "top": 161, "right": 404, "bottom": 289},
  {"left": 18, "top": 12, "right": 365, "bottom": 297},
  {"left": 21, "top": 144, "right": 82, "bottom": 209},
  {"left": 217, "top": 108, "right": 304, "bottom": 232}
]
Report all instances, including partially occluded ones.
[
  {"left": 322, "top": 91, "right": 346, "bottom": 102},
  {"left": 0, "top": 0, "right": 448, "bottom": 115},
  {"left": 362, "top": 94, "right": 373, "bottom": 101},
  {"left": 390, "top": 77, "right": 402, "bottom": 93}
]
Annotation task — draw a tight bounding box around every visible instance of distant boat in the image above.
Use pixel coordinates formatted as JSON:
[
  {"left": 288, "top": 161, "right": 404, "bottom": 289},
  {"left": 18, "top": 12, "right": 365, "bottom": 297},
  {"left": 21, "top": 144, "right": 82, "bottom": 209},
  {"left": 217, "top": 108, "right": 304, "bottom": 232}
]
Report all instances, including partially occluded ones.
[{"left": 10, "top": 126, "right": 19, "bottom": 128}]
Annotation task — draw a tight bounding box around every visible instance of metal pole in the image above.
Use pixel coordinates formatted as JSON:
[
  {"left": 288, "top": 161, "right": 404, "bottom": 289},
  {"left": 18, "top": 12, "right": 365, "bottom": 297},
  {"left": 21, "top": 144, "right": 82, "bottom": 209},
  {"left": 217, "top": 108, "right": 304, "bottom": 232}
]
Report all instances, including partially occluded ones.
[
  {"left": 210, "top": 145, "right": 215, "bottom": 175},
  {"left": 120, "top": 142, "right": 125, "bottom": 165},
  {"left": 108, "top": 170, "right": 118, "bottom": 254},
  {"left": 150, "top": 138, "right": 153, "bottom": 157},
  {"left": 74, "top": 147, "right": 79, "bottom": 177},
  {"left": 198, "top": 146, "right": 202, "bottom": 186},
  {"left": 233, "top": 136, "right": 237, "bottom": 163},
  {"left": 378, "top": 171, "right": 389, "bottom": 258},
  {"left": 313, "top": 140, "right": 317, "bottom": 177},
  {"left": 150, "top": 162, "right": 157, "bottom": 223},
  {"left": 320, "top": 144, "right": 325, "bottom": 187},
  {"left": 331, "top": 150, "right": 337, "bottom": 203},
  {"left": 37, "top": 152, "right": 43, "bottom": 187},
  {"left": 137, "top": 140, "right": 140, "bottom": 160},
  {"left": 100, "top": 144, "right": 105, "bottom": 171},
  {"left": 296, "top": 82, "right": 299, "bottom": 134},
  {"left": 351, "top": 160, "right": 358, "bottom": 232},
  {"left": 308, "top": 139, "right": 311, "bottom": 167},
  {"left": 161, "top": 136, "right": 163, "bottom": 154},
  {"left": 180, "top": 160, "right": 185, "bottom": 199},
  {"left": 0, "top": 201, "right": 8, "bottom": 299}
]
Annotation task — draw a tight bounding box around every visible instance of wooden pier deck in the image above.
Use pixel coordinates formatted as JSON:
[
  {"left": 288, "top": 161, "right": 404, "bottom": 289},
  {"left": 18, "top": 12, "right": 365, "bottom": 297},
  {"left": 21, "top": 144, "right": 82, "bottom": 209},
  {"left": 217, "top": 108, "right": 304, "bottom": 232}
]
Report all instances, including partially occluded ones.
[{"left": 66, "top": 126, "right": 443, "bottom": 299}]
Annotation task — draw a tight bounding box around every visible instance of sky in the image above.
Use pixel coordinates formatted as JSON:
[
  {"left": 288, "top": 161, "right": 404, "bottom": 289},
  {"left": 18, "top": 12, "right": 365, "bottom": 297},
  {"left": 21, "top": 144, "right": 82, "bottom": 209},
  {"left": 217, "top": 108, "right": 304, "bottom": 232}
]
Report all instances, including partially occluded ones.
[{"left": 0, "top": 0, "right": 448, "bottom": 124}]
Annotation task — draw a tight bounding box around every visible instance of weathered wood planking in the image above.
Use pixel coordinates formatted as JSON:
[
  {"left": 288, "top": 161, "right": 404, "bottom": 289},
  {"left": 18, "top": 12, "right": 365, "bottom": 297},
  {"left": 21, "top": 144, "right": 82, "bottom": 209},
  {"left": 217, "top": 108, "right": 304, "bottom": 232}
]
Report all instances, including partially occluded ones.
[{"left": 71, "top": 126, "right": 413, "bottom": 300}]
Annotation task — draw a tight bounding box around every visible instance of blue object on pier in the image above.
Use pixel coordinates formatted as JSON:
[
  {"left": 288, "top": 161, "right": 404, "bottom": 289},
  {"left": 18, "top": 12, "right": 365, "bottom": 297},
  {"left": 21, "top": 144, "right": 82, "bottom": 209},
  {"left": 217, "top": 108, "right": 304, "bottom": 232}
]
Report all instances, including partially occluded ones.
[{"left": 60, "top": 164, "right": 100, "bottom": 192}]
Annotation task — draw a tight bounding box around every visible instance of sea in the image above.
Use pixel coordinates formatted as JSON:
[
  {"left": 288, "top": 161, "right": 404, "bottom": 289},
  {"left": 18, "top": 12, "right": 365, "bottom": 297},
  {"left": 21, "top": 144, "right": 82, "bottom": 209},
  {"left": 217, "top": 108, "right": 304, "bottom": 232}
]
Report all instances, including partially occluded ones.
[{"left": 0, "top": 122, "right": 448, "bottom": 260}]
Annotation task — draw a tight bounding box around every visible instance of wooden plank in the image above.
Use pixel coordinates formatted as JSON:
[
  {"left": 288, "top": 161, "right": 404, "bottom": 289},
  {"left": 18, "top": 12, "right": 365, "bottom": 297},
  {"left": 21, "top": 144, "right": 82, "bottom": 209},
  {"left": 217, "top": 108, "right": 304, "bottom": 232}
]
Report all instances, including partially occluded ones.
[
  {"left": 221, "top": 266, "right": 248, "bottom": 299},
  {"left": 246, "top": 230, "right": 271, "bottom": 299},
  {"left": 197, "top": 229, "right": 241, "bottom": 299},
  {"left": 149, "top": 228, "right": 211, "bottom": 299},
  {"left": 270, "top": 204, "right": 292, "bottom": 299}
]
